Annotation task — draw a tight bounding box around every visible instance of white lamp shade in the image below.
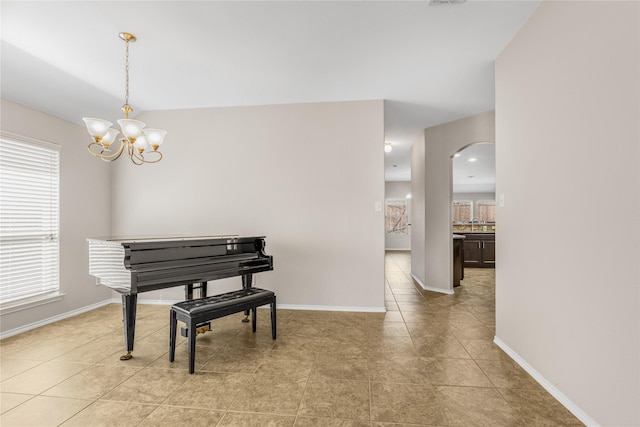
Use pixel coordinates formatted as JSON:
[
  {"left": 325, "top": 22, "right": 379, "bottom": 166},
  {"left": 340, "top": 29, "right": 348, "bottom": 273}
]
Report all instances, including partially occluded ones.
[
  {"left": 143, "top": 129, "right": 167, "bottom": 146},
  {"left": 82, "top": 118, "right": 113, "bottom": 138},
  {"left": 117, "top": 119, "right": 146, "bottom": 140},
  {"left": 101, "top": 128, "right": 120, "bottom": 145},
  {"left": 133, "top": 135, "right": 148, "bottom": 150}
]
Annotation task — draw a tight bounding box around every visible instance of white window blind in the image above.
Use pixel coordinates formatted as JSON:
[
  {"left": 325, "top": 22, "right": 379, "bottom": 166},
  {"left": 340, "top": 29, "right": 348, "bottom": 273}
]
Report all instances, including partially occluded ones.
[{"left": 0, "top": 133, "right": 60, "bottom": 305}]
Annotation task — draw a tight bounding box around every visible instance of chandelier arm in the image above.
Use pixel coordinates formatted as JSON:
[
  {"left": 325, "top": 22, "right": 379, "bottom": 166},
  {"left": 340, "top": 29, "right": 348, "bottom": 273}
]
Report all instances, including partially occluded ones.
[
  {"left": 130, "top": 147, "right": 144, "bottom": 165},
  {"left": 87, "top": 139, "right": 126, "bottom": 161}
]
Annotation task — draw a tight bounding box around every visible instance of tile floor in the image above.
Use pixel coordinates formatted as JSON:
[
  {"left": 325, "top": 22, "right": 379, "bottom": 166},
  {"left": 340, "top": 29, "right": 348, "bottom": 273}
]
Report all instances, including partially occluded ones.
[{"left": 0, "top": 251, "right": 583, "bottom": 426}]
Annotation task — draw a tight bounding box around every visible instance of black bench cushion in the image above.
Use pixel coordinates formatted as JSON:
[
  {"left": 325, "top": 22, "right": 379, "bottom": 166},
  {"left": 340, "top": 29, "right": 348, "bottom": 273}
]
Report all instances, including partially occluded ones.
[{"left": 173, "top": 288, "right": 274, "bottom": 316}]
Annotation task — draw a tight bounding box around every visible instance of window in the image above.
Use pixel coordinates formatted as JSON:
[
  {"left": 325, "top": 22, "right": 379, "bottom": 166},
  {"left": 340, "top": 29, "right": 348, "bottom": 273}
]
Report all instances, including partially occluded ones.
[
  {"left": 476, "top": 200, "right": 496, "bottom": 223},
  {"left": 0, "top": 133, "right": 61, "bottom": 309},
  {"left": 385, "top": 199, "right": 408, "bottom": 235},
  {"left": 452, "top": 200, "right": 472, "bottom": 223}
]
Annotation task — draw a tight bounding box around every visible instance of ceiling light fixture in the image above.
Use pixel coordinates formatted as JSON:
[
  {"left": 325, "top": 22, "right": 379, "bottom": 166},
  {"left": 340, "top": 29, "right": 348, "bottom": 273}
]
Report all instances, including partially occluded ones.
[
  {"left": 384, "top": 142, "right": 393, "bottom": 153},
  {"left": 468, "top": 158, "right": 477, "bottom": 162},
  {"left": 82, "top": 32, "right": 167, "bottom": 165}
]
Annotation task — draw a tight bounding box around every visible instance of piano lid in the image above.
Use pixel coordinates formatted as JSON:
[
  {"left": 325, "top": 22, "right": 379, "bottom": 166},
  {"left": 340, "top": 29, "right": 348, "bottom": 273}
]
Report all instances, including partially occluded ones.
[{"left": 87, "top": 234, "right": 239, "bottom": 243}]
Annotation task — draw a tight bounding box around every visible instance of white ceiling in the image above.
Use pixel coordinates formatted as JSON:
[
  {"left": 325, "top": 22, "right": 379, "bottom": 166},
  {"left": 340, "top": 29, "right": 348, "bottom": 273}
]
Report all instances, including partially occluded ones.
[
  {"left": 0, "top": 0, "right": 539, "bottom": 183},
  {"left": 452, "top": 142, "right": 495, "bottom": 193}
]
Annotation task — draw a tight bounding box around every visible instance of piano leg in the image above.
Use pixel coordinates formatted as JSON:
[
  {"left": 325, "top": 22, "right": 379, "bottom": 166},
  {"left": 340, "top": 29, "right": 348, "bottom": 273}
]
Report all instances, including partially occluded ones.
[
  {"left": 241, "top": 274, "right": 253, "bottom": 322},
  {"left": 121, "top": 294, "right": 137, "bottom": 360}
]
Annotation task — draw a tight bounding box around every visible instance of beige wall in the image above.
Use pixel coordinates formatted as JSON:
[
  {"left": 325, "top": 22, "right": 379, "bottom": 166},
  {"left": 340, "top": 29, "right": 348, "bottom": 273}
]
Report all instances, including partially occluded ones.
[
  {"left": 385, "top": 181, "right": 411, "bottom": 250},
  {"left": 0, "top": 99, "right": 112, "bottom": 334},
  {"left": 410, "top": 131, "right": 426, "bottom": 285},
  {"left": 495, "top": 1, "right": 639, "bottom": 425},
  {"left": 413, "top": 111, "right": 495, "bottom": 293},
  {"left": 111, "top": 100, "right": 386, "bottom": 310}
]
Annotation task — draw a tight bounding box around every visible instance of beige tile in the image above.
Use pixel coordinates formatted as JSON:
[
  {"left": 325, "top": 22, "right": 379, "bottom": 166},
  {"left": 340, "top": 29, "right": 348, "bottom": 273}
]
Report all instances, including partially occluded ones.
[
  {"left": 422, "top": 358, "right": 493, "bottom": 387},
  {"left": 319, "top": 339, "right": 369, "bottom": 358},
  {"left": 229, "top": 373, "right": 307, "bottom": 415},
  {"left": 296, "top": 417, "right": 371, "bottom": 426},
  {"left": 151, "top": 341, "right": 221, "bottom": 371},
  {"left": 0, "top": 395, "right": 91, "bottom": 427},
  {"left": 475, "top": 358, "right": 544, "bottom": 390},
  {"left": 449, "top": 323, "right": 495, "bottom": 340},
  {"left": 42, "top": 364, "right": 141, "bottom": 399},
  {"left": 436, "top": 386, "right": 517, "bottom": 426},
  {"left": 367, "top": 336, "right": 417, "bottom": 357},
  {"left": 458, "top": 339, "right": 510, "bottom": 360},
  {"left": 1, "top": 333, "right": 92, "bottom": 362},
  {"left": 60, "top": 400, "right": 157, "bottom": 427},
  {"left": 405, "top": 321, "right": 453, "bottom": 338},
  {"left": 163, "top": 371, "right": 251, "bottom": 409},
  {"left": 200, "top": 346, "right": 266, "bottom": 373},
  {"left": 0, "top": 393, "right": 33, "bottom": 414},
  {"left": 412, "top": 336, "right": 471, "bottom": 359},
  {"left": 368, "top": 355, "right": 430, "bottom": 384},
  {"left": 256, "top": 351, "right": 315, "bottom": 378},
  {"left": 217, "top": 411, "right": 296, "bottom": 426},
  {"left": 0, "top": 361, "right": 89, "bottom": 395},
  {"left": 367, "top": 323, "right": 410, "bottom": 338},
  {"left": 0, "top": 359, "right": 42, "bottom": 381},
  {"left": 298, "top": 378, "right": 370, "bottom": 421},
  {"left": 53, "top": 335, "right": 124, "bottom": 363},
  {"left": 138, "top": 405, "right": 225, "bottom": 426},
  {"left": 498, "top": 388, "right": 584, "bottom": 426},
  {"left": 97, "top": 340, "right": 169, "bottom": 367},
  {"left": 313, "top": 354, "right": 368, "bottom": 381},
  {"left": 224, "top": 332, "right": 278, "bottom": 350},
  {"left": 101, "top": 367, "right": 190, "bottom": 404},
  {"left": 370, "top": 382, "right": 447, "bottom": 425}
]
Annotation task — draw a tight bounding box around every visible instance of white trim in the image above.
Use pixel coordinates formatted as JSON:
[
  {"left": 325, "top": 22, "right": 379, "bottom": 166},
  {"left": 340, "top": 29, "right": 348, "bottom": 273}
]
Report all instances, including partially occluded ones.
[
  {"left": 493, "top": 336, "right": 599, "bottom": 427},
  {"left": 111, "top": 298, "right": 177, "bottom": 306},
  {"left": 0, "top": 299, "right": 112, "bottom": 339},
  {"left": 278, "top": 304, "right": 386, "bottom": 313},
  {"left": 385, "top": 247, "right": 411, "bottom": 251},
  {"left": 0, "top": 130, "right": 62, "bottom": 152},
  {"left": 125, "top": 298, "right": 386, "bottom": 313},
  {"left": 411, "top": 273, "right": 455, "bottom": 295},
  {"left": 0, "top": 292, "right": 65, "bottom": 315}
]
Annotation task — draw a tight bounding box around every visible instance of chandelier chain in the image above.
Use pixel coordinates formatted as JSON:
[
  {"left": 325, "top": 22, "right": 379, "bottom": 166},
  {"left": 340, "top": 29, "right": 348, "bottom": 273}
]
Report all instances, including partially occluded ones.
[{"left": 124, "top": 38, "right": 130, "bottom": 113}]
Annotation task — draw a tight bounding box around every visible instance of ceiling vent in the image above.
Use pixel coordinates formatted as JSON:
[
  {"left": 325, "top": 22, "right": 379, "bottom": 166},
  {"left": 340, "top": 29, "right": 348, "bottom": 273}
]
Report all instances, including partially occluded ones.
[{"left": 428, "top": 0, "right": 466, "bottom": 5}]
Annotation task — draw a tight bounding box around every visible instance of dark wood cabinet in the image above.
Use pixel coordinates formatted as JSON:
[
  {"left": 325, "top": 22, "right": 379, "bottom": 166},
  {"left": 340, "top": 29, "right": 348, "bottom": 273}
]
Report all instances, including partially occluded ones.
[
  {"left": 461, "top": 233, "right": 495, "bottom": 268},
  {"left": 453, "top": 235, "right": 465, "bottom": 287}
]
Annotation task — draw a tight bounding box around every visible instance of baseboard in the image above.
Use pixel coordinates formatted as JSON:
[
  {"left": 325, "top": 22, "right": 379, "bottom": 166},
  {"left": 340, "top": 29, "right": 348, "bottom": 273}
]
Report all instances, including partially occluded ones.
[
  {"left": 493, "top": 336, "right": 598, "bottom": 427},
  {"left": 0, "top": 299, "right": 113, "bottom": 340},
  {"left": 385, "top": 248, "right": 411, "bottom": 251},
  {"left": 410, "top": 273, "right": 455, "bottom": 295},
  {"left": 111, "top": 298, "right": 178, "bottom": 306},
  {"left": 278, "top": 304, "right": 386, "bottom": 313}
]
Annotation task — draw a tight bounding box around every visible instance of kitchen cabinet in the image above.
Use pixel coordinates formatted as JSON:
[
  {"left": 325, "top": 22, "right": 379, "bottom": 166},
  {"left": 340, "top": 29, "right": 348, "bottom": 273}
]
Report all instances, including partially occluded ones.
[
  {"left": 461, "top": 233, "right": 495, "bottom": 268},
  {"left": 453, "top": 235, "right": 465, "bottom": 287}
]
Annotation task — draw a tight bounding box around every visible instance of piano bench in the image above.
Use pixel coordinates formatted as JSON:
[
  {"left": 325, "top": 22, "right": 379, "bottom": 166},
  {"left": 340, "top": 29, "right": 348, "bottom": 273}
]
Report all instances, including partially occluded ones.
[{"left": 169, "top": 287, "right": 276, "bottom": 374}]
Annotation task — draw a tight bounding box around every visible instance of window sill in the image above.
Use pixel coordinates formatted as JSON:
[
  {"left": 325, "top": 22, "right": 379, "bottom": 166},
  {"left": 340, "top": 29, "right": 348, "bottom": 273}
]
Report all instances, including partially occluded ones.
[{"left": 0, "top": 292, "right": 65, "bottom": 316}]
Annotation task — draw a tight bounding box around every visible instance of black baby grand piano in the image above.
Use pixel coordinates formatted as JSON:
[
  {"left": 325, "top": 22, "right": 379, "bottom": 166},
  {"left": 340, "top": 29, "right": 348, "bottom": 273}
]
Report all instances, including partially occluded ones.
[{"left": 88, "top": 235, "right": 273, "bottom": 360}]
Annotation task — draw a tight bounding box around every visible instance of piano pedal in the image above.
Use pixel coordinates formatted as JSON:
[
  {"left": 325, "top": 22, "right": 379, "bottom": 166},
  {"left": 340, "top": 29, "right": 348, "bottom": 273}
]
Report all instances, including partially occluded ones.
[
  {"left": 195, "top": 324, "right": 211, "bottom": 335},
  {"left": 180, "top": 322, "right": 211, "bottom": 337}
]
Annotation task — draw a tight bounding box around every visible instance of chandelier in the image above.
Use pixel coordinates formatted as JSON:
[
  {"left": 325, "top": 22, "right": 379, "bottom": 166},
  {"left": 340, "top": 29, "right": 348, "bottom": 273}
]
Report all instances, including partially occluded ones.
[{"left": 82, "top": 32, "right": 166, "bottom": 165}]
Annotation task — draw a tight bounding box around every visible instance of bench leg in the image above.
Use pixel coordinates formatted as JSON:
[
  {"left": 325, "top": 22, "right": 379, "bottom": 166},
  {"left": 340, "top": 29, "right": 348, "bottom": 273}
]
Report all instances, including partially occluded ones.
[
  {"left": 188, "top": 318, "right": 196, "bottom": 374},
  {"left": 251, "top": 307, "right": 257, "bottom": 333},
  {"left": 169, "top": 309, "right": 177, "bottom": 362},
  {"left": 271, "top": 296, "right": 277, "bottom": 340}
]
